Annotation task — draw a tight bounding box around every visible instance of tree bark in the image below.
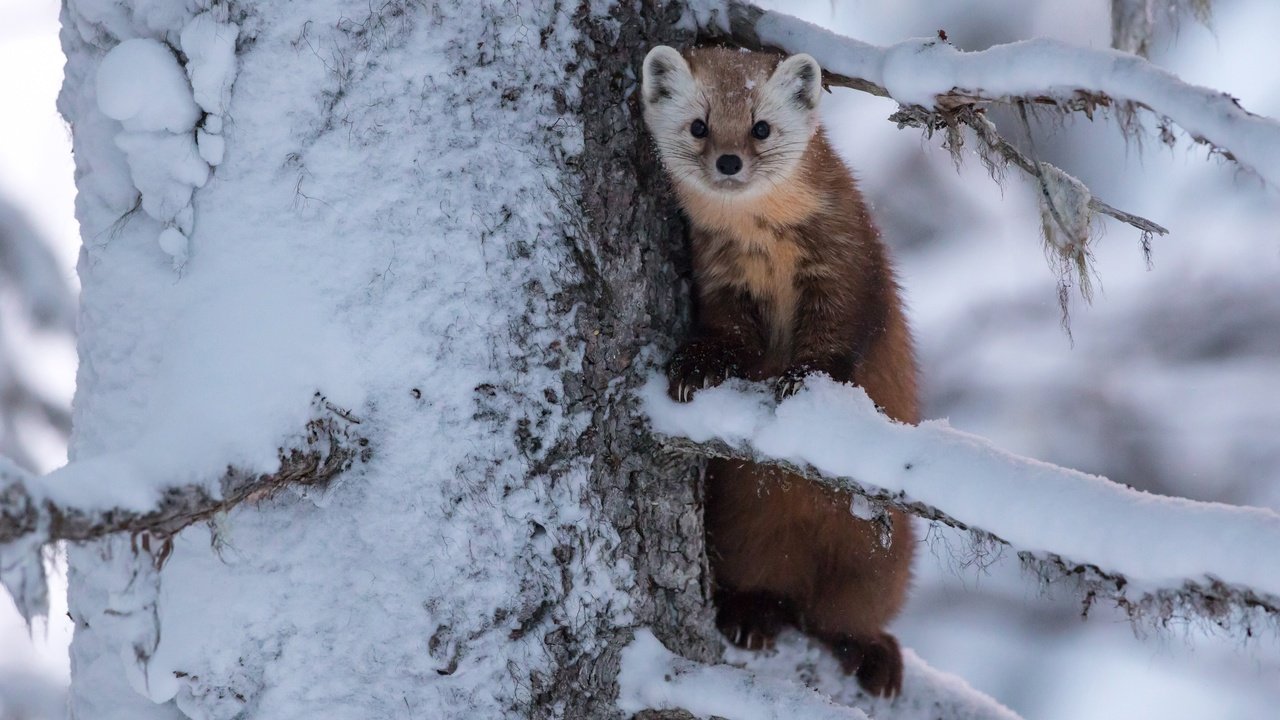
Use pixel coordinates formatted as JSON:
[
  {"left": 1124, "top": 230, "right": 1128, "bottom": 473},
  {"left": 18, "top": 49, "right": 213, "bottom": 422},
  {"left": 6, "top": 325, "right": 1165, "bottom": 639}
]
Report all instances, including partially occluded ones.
[{"left": 56, "top": 1, "right": 717, "bottom": 717}]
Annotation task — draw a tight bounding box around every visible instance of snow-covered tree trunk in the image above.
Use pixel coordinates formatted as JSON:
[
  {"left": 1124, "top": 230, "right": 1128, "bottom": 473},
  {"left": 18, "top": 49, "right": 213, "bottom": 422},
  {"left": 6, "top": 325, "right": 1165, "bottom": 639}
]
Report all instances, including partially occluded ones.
[{"left": 55, "top": 1, "right": 716, "bottom": 717}]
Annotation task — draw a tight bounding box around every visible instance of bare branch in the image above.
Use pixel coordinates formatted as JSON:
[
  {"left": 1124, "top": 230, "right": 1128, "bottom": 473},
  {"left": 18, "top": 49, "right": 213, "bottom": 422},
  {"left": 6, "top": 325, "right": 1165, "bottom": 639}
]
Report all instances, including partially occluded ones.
[{"left": 0, "top": 396, "right": 369, "bottom": 621}]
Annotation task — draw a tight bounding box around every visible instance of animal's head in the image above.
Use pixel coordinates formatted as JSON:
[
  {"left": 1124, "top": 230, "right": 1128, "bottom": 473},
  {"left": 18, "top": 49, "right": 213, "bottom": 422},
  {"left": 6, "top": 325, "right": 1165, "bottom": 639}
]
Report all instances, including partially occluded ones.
[{"left": 641, "top": 46, "right": 823, "bottom": 200}]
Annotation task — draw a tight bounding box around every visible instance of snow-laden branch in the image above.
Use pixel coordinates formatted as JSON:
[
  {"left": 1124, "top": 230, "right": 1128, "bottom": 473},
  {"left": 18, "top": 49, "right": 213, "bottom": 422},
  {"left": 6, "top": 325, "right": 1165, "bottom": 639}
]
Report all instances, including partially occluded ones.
[
  {"left": 619, "top": 629, "right": 1023, "bottom": 720},
  {"left": 702, "top": 1, "right": 1278, "bottom": 186},
  {"left": 620, "top": 630, "right": 868, "bottom": 720},
  {"left": 641, "top": 376, "right": 1280, "bottom": 633},
  {"left": 0, "top": 397, "right": 368, "bottom": 622}
]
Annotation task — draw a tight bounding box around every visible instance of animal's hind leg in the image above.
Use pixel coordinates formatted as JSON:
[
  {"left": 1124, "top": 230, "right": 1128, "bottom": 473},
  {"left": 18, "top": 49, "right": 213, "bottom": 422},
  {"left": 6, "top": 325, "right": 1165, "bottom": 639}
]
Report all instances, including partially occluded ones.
[{"left": 714, "top": 587, "right": 796, "bottom": 651}]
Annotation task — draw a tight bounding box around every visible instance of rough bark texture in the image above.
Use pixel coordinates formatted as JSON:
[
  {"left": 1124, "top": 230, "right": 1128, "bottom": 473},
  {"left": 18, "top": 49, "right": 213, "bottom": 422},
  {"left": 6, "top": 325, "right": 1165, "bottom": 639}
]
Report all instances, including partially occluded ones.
[{"left": 546, "top": 1, "right": 723, "bottom": 714}]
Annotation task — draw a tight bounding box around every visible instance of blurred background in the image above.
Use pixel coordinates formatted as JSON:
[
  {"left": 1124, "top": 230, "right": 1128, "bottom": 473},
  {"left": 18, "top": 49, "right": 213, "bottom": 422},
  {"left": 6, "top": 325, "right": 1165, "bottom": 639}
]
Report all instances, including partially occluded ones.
[
  {"left": 1, "top": 0, "right": 1277, "bottom": 718},
  {"left": 0, "top": 0, "right": 76, "bottom": 719}
]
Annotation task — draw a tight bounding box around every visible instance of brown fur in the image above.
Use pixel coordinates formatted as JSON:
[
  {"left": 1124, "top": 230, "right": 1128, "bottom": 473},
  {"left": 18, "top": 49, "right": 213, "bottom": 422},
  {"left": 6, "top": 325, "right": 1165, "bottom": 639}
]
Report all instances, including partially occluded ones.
[{"left": 653, "top": 47, "right": 919, "bottom": 697}]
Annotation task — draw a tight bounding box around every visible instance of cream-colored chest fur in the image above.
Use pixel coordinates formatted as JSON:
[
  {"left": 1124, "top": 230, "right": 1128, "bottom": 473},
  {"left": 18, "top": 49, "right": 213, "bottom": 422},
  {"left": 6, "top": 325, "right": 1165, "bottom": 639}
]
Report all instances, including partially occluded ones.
[{"left": 680, "top": 183, "right": 824, "bottom": 354}]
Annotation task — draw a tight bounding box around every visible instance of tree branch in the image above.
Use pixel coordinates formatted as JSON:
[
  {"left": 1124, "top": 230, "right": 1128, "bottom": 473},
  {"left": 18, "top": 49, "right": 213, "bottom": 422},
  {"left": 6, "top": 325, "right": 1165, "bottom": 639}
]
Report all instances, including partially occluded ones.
[
  {"left": 641, "top": 376, "right": 1280, "bottom": 635},
  {"left": 0, "top": 395, "right": 369, "bottom": 621},
  {"left": 620, "top": 629, "right": 1024, "bottom": 720},
  {"left": 705, "top": 1, "right": 1274, "bottom": 181},
  {"left": 695, "top": 0, "right": 1279, "bottom": 256}
]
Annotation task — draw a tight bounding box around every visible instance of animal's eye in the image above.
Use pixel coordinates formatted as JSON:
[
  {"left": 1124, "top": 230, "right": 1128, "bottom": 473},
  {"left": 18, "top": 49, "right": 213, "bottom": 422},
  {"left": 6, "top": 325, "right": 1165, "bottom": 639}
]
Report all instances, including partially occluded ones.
[
  {"left": 690, "top": 119, "right": 708, "bottom": 138},
  {"left": 751, "top": 120, "right": 771, "bottom": 140}
]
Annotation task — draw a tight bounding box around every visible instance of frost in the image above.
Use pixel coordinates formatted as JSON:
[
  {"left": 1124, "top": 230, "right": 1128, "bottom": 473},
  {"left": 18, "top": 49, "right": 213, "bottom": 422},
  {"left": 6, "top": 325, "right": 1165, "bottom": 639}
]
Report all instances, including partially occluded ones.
[{"left": 96, "top": 38, "right": 200, "bottom": 134}]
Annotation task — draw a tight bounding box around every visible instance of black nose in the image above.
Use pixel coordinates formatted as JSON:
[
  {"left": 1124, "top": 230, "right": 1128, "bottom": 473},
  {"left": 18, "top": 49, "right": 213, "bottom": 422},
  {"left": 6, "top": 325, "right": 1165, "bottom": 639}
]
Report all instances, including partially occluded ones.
[{"left": 716, "top": 154, "right": 742, "bottom": 176}]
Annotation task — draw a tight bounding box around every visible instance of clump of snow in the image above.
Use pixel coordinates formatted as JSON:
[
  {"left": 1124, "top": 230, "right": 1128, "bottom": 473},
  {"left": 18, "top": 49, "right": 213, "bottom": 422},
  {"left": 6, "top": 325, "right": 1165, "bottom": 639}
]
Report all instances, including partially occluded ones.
[
  {"left": 95, "top": 39, "right": 200, "bottom": 134},
  {"left": 92, "top": 20, "right": 237, "bottom": 271},
  {"left": 156, "top": 227, "right": 189, "bottom": 268},
  {"left": 180, "top": 13, "right": 238, "bottom": 118},
  {"left": 195, "top": 129, "right": 224, "bottom": 166},
  {"left": 619, "top": 629, "right": 868, "bottom": 720},
  {"left": 880, "top": 38, "right": 960, "bottom": 108},
  {"left": 725, "top": 630, "right": 1024, "bottom": 720},
  {"left": 181, "top": 12, "right": 238, "bottom": 172},
  {"left": 95, "top": 35, "right": 211, "bottom": 269},
  {"left": 112, "top": 131, "right": 208, "bottom": 223},
  {"left": 641, "top": 375, "right": 1280, "bottom": 601}
]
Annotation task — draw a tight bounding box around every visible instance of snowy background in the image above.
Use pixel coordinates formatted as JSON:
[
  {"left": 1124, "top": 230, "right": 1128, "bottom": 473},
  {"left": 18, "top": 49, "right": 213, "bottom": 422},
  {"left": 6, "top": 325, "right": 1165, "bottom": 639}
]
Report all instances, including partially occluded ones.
[{"left": 2, "top": 0, "right": 1278, "bottom": 718}]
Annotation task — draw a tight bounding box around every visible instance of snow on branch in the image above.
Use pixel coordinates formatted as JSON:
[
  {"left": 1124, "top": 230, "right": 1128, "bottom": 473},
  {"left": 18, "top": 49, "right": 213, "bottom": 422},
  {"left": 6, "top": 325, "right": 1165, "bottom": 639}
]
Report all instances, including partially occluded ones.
[
  {"left": 702, "top": 1, "right": 1277, "bottom": 185},
  {"left": 619, "top": 629, "right": 1023, "bottom": 720},
  {"left": 641, "top": 376, "right": 1280, "bottom": 635},
  {"left": 0, "top": 396, "right": 368, "bottom": 622},
  {"left": 619, "top": 629, "right": 868, "bottom": 720}
]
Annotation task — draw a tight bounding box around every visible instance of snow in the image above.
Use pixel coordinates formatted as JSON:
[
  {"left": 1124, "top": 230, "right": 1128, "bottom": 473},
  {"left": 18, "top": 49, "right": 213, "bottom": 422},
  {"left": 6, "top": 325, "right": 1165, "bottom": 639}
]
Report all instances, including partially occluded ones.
[
  {"left": 179, "top": 13, "right": 237, "bottom": 118},
  {"left": 112, "top": 131, "right": 208, "bottom": 222},
  {"left": 93, "top": 31, "right": 223, "bottom": 271},
  {"left": 54, "top": 1, "right": 617, "bottom": 718},
  {"left": 95, "top": 38, "right": 200, "bottom": 134},
  {"left": 750, "top": 7, "right": 1280, "bottom": 186},
  {"left": 619, "top": 629, "right": 868, "bottom": 720},
  {"left": 620, "top": 628, "right": 1022, "bottom": 720},
  {"left": 641, "top": 375, "right": 1280, "bottom": 601}
]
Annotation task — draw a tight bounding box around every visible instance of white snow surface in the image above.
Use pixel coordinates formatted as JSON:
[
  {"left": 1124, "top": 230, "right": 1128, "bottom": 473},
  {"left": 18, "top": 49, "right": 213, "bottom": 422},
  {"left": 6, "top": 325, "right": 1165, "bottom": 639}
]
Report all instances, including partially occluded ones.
[
  {"left": 95, "top": 38, "right": 200, "bottom": 134},
  {"left": 179, "top": 12, "right": 237, "bottom": 118},
  {"left": 58, "top": 1, "right": 614, "bottom": 718},
  {"left": 641, "top": 375, "right": 1280, "bottom": 600},
  {"left": 742, "top": 5, "right": 1280, "bottom": 186},
  {"left": 620, "top": 629, "right": 1021, "bottom": 720},
  {"left": 619, "top": 629, "right": 868, "bottom": 720}
]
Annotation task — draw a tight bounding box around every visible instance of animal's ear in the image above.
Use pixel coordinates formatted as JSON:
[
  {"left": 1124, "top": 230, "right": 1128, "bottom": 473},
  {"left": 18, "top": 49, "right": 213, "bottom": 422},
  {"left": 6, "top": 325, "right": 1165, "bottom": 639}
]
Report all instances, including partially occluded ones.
[
  {"left": 642, "top": 46, "right": 692, "bottom": 107},
  {"left": 767, "top": 53, "right": 823, "bottom": 111}
]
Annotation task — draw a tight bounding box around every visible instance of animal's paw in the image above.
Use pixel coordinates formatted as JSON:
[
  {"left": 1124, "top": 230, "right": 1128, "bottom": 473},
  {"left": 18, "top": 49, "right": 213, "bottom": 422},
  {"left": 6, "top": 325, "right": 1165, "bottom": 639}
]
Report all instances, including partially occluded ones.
[
  {"left": 714, "top": 589, "right": 795, "bottom": 651},
  {"left": 667, "top": 341, "right": 738, "bottom": 403},
  {"left": 774, "top": 365, "right": 813, "bottom": 401},
  {"left": 825, "top": 631, "right": 904, "bottom": 698}
]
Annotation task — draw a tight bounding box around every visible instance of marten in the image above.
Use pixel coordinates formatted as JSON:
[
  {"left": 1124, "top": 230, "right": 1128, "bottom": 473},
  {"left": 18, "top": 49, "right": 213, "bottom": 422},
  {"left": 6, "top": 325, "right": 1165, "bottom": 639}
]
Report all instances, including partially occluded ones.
[{"left": 641, "top": 45, "right": 918, "bottom": 697}]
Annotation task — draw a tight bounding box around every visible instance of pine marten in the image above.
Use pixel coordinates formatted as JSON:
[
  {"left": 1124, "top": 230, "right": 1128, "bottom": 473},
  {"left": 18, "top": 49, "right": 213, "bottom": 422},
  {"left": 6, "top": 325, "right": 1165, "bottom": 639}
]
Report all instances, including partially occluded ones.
[{"left": 641, "top": 45, "right": 918, "bottom": 697}]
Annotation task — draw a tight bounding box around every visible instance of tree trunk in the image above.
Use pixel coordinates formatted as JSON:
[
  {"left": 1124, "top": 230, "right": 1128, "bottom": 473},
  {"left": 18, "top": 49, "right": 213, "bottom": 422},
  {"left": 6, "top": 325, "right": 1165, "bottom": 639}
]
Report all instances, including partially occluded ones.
[{"left": 58, "top": 1, "right": 713, "bottom": 718}]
